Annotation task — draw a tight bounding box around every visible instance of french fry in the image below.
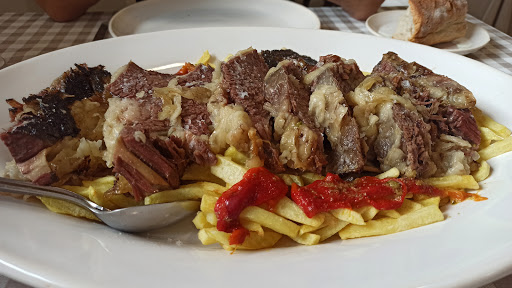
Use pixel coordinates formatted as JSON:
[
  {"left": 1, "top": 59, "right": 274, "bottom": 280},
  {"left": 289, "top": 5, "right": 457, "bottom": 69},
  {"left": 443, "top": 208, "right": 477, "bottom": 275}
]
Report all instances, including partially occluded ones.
[
  {"left": 330, "top": 208, "right": 365, "bottom": 225},
  {"left": 291, "top": 232, "right": 321, "bottom": 245},
  {"left": 82, "top": 176, "right": 116, "bottom": 192},
  {"left": 278, "top": 174, "right": 304, "bottom": 187},
  {"left": 299, "top": 222, "right": 328, "bottom": 235},
  {"left": 223, "top": 229, "right": 282, "bottom": 250},
  {"left": 355, "top": 206, "right": 380, "bottom": 221},
  {"left": 415, "top": 196, "right": 441, "bottom": 207},
  {"left": 200, "top": 194, "right": 219, "bottom": 213},
  {"left": 273, "top": 197, "right": 324, "bottom": 227},
  {"left": 144, "top": 182, "right": 226, "bottom": 205},
  {"left": 240, "top": 206, "right": 300, "bottom": 238},
  {"left": 193, "top": 212, "right": 213, "bottom": 229},
  {"left": 196, "top": 50, "right": 211, "bottom": 66},
  {"left": 205, "top": 212, "right": 218, "bottom": 226},
  {"left": 377, "top": 209, "right": 401, "bottom": 219},
  {"left": 472, "top": 160, "right": 491, "bottom": 182},
  {"left": 301, "top": 172, "right": 324, "bottom": 185},
  {"left": 38, "top": 197, "right": 99, "bottom": 221},
  {"left": 181, "top": 164, "right": 224, "bottom": 184},
  {"left": 376, "top": 167, "right": 400, "bottom": 179},
  {"left": 203, "top": 227, "right": 281, "bottom": 250},
  {"left": 339, "top": 205, "right": 444, "bottom": 240},
  {"left": 472, "top": 107, "right": 511, "bottom": 138},
  {"left": 224, "top": 146, "right": 248, "bottom": 166},
  {"left": 198, "top": 229, "right": 218, "bottom": 245},
  {"left": 210, "top": 155, "right": 248, "bottom": 186},
  {"left": 314, "top": 214, "right": 349, "bottom": 242},
  {"left": 479, "top": 127, "right": 503, "bottom": 148},
  {"left": 423, "top": 175, "right": 479, "bottom": 190},
  {"left": 64, "top": 177, "right": 138, "bottom": 209},
  {"left": 396, "top": 199, "right": 424, "bottom": 215},
  {"left": 240, "top": 219, "right": 265, "bottom": 236},
  {"left": 479, "top": 136, "right": 512, "bottom": 161},
  {"left": 203, "top": 227, "right": 230, "bottom": 246}
]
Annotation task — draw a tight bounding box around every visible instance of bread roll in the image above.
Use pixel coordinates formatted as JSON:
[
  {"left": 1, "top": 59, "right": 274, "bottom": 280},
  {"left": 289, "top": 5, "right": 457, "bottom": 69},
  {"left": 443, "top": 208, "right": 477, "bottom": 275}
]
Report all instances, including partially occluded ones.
[{"left": 393, "top": 0, "right": 468, "bottom": 45}]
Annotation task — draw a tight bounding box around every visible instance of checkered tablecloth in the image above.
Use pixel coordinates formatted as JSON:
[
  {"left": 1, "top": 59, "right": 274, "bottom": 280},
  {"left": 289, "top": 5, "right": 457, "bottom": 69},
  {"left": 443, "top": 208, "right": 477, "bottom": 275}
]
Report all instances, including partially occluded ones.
[{"left": 1, "top": 7, "right": 512, "bottom": 288}]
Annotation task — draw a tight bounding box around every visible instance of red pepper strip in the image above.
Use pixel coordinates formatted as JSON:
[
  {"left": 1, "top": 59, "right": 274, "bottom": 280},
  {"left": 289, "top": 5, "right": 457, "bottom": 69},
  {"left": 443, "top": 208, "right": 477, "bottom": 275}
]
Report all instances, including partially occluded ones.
[
  {"left": 214, "top": 167, "right": 288, "bottom": 245},
  {"left": 291, "top": 174, "right": 407, "bottom": 218},
  {"left": 175, "top": 62, "right": 195, "bottom": 76}
]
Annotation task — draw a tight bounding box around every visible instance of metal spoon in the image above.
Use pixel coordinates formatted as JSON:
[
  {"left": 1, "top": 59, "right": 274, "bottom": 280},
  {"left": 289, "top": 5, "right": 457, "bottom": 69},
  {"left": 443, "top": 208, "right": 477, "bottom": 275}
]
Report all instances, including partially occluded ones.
[{"left": 0, "top": 177, "right": 198, "bottom": 233}]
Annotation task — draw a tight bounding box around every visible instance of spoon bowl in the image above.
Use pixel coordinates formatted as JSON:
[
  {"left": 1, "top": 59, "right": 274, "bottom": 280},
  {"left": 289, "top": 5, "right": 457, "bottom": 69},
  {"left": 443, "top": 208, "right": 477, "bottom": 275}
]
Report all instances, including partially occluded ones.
[{"left": 0, "top": 177, "right": 198, "bottom": 233}]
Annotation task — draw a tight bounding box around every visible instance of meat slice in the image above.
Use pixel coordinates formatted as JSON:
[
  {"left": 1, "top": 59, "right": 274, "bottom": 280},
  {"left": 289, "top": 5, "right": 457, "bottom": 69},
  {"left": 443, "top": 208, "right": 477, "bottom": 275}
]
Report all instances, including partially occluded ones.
[
  {"left": 222, "top": 48, "right": 272, "bottom": 141},
  {"left": 177, "top": 64, "right": 214, "bottom": 87},
  {"left": 306, "top": 56, "right": 365, "bottom": 174},
  {"left": 374, "top": 103, "right": 437, "bottom": 178},
  {"left": 177, "top": 64, "right": 217, "bottom": 166},
  {"left": 115, "top": 126, "right": 187, "bottom": 200},
  {"left": 306, "top": 55, "right": 366, "bottom": 96},
  {"left": 264, "top": 60, "right": 326, "bottom": 173},
  {"left": 261, "top": 49, "right": 317, "bottom": 72},
  {"left": 372, "top": 52, "right": 475, "bottom": 109},
  {"left": 435, "top": 106, "right": 481, "bottom": 146},
  {"left": 107, "top": 61, "right": 175, "bottom": 98},
  {"left": 1, "top": 64, "right": 111, "bottom": 184},
  {"left": 222, "top": 48, "right": 284, "bottom": 172}
]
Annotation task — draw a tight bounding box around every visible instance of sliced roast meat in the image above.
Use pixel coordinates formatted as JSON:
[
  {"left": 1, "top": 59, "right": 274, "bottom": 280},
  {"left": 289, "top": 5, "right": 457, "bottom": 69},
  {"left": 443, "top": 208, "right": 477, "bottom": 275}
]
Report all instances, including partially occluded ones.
[
  {"left": 114, "top": 127, "right": 187, "bottom": 200},
  {"left": 306, "top": 55, "right": 366, "bottom": 96},
  {"left": 222, "top": 48, "right": 272, "bottom": 141},
  {"left": 177, "top": 64, "right": 214, "bottom": 87},
  {"left": 374, "top": 103, "right": 437, "bottom": 178},
  {"left": 183, "top": 131, "right": 217, "bottom": 166},
  {"left": 107, "top": 61, "right": 175, "bottom": 98},
  {"left": 181, "top": 97, "right": 212, "bottom": 136},
  {"left": 264, "top": 60, "right": 317, "bottom": 130},
  {"left": 1, "top": 64, "right": 112, "bottom": 163},
  {"left": 306, "top": 57, "right": 365, "bottom": 174},
  {"left": 176, "top": 64, "right": 217, "bottom": 166},
  {"left": 222, "top": 48, "right": 285, "bottom": 172},
  {"left": 261, "top": 49, "right": 317, "bottom": 72},
  {"left": 264, "top": 60, "right": 326, "bottom": 173},
  {"left": 372, "top": 52, "right": 476, "bottom": 109},
  {"left": 53, "top": 63, "right": 111, "bottom": 100},
  {"left": 436, "top": 106, "right": 481, "bottom": 146},
  {"left": 325, "top": 115, "right": 365, "bottom": 174}
]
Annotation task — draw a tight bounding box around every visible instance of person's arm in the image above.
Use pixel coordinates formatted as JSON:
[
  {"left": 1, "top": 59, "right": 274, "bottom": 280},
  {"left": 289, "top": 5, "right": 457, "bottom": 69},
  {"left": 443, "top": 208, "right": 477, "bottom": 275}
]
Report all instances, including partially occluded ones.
[
  {"left": 328, "top": 0, "right": 385, "bottom": 21},
  {"left": 36, "top": 0, "right": 100, "bottom": 22}
]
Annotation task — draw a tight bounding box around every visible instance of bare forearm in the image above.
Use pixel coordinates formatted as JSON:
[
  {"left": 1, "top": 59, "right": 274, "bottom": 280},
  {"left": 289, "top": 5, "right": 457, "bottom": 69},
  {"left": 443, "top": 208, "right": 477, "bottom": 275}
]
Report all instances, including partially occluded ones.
[
  {"left": 328, "top": 0, "right": 385, "bottom": 20},
  {"left": 36, "top": 0, "right": 100, "bottom": 22}
]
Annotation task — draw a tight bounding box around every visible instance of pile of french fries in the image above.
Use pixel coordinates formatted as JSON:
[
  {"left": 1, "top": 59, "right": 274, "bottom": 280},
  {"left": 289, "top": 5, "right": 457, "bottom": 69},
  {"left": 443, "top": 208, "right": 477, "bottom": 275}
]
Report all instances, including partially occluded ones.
[{"left": 32, "top": 56, "right": 512, "bottom": 251}]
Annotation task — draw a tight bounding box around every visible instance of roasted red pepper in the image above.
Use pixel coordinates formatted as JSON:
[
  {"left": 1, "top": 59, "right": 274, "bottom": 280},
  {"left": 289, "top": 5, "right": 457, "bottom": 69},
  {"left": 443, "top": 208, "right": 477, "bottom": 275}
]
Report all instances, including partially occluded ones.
[
  {"left": 291, "top": 174, "right": 407, "bottom": 218},
  {"left": 214, "top": 167, "right": 288, "bottom": 245},
  {"left": 176, "top": 62, "right": 195, "bottom": 76}
]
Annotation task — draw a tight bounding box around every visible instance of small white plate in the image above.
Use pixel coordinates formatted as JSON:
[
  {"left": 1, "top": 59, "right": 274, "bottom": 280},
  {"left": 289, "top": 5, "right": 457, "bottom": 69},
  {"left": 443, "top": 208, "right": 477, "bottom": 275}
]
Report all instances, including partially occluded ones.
[
  {"left": 108, "top": 0, "right": 321, "bottom": 37},
  {"left": 366, "top": 10, "right": 490, "bottom": 55}
]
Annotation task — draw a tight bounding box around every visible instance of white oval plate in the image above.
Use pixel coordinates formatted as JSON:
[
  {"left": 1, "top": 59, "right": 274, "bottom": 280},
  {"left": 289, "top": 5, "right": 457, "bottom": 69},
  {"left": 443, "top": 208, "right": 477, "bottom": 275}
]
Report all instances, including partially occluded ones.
[
  {"left": 1, "top": 27, "right": 512, "bottom": 288},
  {"left": 108, "top": 0, "right": 320, "bottom": 37},
  {"left": 366, "top": 10, "right": 491, "bottom": 55}
]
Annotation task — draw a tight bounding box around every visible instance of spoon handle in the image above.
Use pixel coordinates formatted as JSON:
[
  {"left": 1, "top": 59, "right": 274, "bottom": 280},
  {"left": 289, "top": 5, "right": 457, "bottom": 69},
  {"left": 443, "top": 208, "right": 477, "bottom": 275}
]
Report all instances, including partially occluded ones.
[{"left": 0, "top": 177, "right": 108, "bottom": 212}]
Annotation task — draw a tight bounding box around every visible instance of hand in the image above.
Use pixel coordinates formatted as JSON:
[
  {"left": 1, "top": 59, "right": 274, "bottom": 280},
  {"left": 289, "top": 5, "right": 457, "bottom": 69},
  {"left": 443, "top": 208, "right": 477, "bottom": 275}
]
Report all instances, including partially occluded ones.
[{"left": 328, "top": 0, "right": 385, "bottom": 20}]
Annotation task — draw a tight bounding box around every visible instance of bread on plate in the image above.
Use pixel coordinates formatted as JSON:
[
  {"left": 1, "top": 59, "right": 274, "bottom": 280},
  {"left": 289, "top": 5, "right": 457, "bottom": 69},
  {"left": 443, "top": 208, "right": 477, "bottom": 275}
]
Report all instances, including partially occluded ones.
[{"left": 393, "top": 0, "right": 468, "bottom": 45}]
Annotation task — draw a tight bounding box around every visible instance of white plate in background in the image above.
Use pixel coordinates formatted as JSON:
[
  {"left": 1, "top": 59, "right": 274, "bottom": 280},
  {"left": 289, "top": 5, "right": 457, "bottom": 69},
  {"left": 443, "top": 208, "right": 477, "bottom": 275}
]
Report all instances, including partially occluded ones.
[
  {"left": 1, "top": 27, "right": 512, "bottom": 288},
  {"left": 108, "top": 0, "right": 320, "bottom": 37},
  {"left": 366, "top": 10, "right": 490, "bottom": 55}
]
